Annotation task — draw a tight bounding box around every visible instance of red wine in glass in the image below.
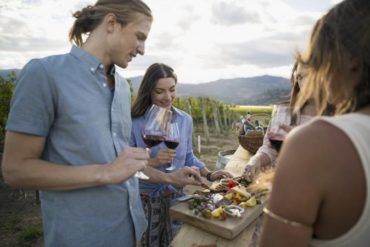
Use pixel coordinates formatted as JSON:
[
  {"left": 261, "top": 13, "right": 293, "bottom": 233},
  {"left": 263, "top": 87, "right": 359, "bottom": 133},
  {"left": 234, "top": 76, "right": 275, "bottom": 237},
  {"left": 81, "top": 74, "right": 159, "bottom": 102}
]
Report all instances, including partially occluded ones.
[
  {"left": 143, "top": 134, "right": 165, "bottom": 148},
  {"left": 268, "top": 133, "right": 284, "bottom": 152},
  {"left": 164, "top": 140, "right": 179, "bottom": 149},
  {"left": 136, "top": 105, "right": 172, "bottom": 179},
  {"left": 165, "top": 122, "right": 180, "bottom": 171}
]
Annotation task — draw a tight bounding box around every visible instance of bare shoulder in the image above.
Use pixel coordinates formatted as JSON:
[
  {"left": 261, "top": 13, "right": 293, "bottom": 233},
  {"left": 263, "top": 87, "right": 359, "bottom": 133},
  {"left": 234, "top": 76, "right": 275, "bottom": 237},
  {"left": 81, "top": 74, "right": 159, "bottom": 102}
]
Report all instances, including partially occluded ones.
[
  {"left": 284, "top": 118, "right": 356, "bottom": 167},
  {"left": 269, "top": 118, "right": 362, "bottom": 226},
  {"left": 280, "top": 118, "right": 362, "bottom": 185}
]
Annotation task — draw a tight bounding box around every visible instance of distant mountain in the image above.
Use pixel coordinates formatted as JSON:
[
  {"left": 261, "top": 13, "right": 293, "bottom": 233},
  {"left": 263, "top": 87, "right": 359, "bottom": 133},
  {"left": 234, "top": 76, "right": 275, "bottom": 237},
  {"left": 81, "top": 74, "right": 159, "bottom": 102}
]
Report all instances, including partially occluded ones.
[
  {"left": 0, "top": 69, "right": 20, "bottom": 81},
  {"left": 129, "top": 75, "right": 291, "bottom": 106},
  {"left": 1, "top": 69, "right": 290, "bottom": 105}
]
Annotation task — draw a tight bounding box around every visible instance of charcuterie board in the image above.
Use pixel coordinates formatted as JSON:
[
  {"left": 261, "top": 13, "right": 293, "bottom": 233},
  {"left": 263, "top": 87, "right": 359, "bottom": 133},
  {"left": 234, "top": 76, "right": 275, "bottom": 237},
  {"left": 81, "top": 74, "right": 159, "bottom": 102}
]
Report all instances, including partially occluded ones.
[{"left": 170, "top": 195, "right": 268, "bottom": 239}]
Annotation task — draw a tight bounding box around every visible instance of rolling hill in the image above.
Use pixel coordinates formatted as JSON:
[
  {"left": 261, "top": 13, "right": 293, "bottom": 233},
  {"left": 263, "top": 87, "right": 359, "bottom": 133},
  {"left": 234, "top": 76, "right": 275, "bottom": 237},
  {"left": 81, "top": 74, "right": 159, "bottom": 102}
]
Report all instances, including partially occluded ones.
[
  {"left": 130, "top": 75, "right": 291, "bottom": 105},
  {"left": 1, "top": 69, "right": 290, "bottom": 105}
]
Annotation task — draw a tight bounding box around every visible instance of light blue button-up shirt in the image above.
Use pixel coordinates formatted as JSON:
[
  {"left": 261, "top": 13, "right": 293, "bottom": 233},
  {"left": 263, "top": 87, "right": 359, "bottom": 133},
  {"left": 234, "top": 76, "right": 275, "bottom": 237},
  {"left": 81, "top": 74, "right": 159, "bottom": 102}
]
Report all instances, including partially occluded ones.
[
  {"left": 6, "top": 46, "right": 147, "bottom": 247},
  {"left": 130, "top": 107, "right": 205, "bottom": 197}
]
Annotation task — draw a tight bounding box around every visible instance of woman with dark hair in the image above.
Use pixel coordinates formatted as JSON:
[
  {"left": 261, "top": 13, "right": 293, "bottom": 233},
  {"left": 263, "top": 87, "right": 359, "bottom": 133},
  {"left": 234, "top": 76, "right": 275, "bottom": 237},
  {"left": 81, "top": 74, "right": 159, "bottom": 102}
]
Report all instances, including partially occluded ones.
[
  {"left": 260, "top": 0, "right": 370, "bottom": 246},
  {"left": 130, "top": 63, "right": 232, "bottom": 246}
]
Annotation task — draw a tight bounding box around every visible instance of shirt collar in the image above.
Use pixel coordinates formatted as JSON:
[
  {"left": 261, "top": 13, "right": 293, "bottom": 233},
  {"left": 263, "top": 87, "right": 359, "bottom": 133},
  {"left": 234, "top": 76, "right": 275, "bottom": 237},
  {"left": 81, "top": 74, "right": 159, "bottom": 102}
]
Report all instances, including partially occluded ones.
[
  {"left": 171, "top": 106, "right": 184, "bottom": 120},
  {"left": 70, "top": 46, "right": 113, "bottom": 74}
]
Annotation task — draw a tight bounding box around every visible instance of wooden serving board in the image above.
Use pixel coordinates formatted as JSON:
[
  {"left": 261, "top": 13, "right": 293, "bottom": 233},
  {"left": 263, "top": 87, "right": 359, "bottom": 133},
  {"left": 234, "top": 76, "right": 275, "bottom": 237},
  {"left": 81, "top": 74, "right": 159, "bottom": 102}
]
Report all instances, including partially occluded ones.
[{"left": 170, "top": 197, "right": 267, "bottom": 240}]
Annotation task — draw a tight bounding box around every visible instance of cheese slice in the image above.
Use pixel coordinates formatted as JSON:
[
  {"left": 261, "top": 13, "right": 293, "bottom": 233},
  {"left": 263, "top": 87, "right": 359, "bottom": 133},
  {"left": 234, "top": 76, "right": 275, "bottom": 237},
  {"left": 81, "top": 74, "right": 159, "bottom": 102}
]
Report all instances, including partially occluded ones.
[{"left": 231, "top": 185, "right": 251, "bottom": 198}]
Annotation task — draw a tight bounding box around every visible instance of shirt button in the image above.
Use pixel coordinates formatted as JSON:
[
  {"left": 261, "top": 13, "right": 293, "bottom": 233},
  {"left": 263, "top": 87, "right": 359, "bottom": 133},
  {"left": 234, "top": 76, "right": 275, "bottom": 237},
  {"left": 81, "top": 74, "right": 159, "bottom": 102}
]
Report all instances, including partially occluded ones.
[
  {"left": 99, "top": 64, "right": 104, "bottom": 69},
  {"left": 90, "top": 67, "right": 95, "bottom": 72},
  {"left": 103, "top": 83, "right": 107, "bottom": 87},
  {"left": 113, "top": 132, "right": 117, "bottom": 137}
]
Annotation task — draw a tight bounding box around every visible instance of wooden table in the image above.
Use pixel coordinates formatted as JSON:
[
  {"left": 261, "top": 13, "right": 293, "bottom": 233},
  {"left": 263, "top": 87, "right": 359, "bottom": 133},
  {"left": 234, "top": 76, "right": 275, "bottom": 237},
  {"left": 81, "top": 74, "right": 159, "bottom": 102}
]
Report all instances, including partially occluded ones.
[
  {"left": 170, "top": 216, "right": 263, "bottom": 247},
  {"left": 170, "top": 146, "right": 264, "bottom": 247}
]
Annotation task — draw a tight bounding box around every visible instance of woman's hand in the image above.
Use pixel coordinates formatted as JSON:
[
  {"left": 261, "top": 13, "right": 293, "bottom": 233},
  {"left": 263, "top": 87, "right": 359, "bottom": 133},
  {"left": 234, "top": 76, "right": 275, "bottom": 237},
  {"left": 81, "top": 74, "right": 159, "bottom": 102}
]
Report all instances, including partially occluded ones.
[
  {"left": 243, "top": 152, "right": 273, "bottom": 182},
  {"left": 243, "top": 154, "right": 262, "bottom": 182},
  {"left": 243, "top": 163, "right": 260, "bottom": 182},
  {"left": 279, "top": 123, "right": 294, "bottom": 133},
  {"left": 168, "top": 166, "right": 202, "bottom": 187},
  {"left": 209, "top": 170, "right": 233, "bottom": 181},
  {"left": 149, "top": 148, "right": 176, "bottom": 168}
]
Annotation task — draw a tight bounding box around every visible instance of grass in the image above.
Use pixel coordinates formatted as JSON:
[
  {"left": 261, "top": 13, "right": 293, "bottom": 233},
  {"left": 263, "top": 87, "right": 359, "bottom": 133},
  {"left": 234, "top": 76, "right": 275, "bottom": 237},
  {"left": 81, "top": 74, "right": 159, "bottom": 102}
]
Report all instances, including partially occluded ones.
[
  {"left": 229, "top": 105, "right": 273, "bottom": 114},
  {"left": 230, "top": 105, "right": 273, "bottom": 126},
  {"left": 17, "top": 224, "right": 43, "bottom": 245}
]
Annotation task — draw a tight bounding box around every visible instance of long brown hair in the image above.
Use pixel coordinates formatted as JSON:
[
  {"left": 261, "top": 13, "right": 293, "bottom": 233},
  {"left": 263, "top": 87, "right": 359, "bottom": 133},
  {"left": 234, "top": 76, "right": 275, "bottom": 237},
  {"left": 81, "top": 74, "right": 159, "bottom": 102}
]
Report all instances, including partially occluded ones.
[
  {"left": 69, "top": 0, "right": 152, "bottom": 47},
  {"left": 131, "top": 63, "right": 178, "bottom": 118},
  {"left": 296, "top": 0, "right": 370, "bottom": 115}
]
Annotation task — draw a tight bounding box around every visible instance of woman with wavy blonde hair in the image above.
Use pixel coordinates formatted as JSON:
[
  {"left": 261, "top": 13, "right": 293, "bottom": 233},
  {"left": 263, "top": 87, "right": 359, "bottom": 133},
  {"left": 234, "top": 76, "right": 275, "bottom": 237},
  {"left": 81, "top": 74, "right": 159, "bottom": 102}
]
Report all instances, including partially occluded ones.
[{"left": 260, "top": 0, "right": 370, "bottom": 246}]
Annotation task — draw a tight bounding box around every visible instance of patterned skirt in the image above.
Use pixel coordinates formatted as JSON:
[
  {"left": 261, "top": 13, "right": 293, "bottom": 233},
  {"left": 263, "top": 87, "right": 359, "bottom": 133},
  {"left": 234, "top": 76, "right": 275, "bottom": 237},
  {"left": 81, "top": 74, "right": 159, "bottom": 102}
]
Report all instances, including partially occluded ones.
[{"left": 140, "top": 192, "right": 183, "bottom": 247}]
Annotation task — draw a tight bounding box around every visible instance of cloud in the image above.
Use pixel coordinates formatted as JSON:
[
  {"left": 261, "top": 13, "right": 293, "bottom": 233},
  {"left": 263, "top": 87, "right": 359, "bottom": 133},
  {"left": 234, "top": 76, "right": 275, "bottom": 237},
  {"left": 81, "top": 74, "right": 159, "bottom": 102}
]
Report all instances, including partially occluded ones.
[
  {"left": 0, "top": 0, "right": 340, "bottom": 83},
  {"left": 0, "top": 15, "right": 68, "bottom": 53},
  {"left": 282, "top": 0, "right": 333, "bottom": 12},
  {"left": 211, "top": 1, "right": 261, "bottom": 26},
  {"left": 206, "top": 30, "right": 308, "bottom": 69},
  {"left": 150, "top": 32, "right": 181, "bottom": 51},
  {"left": 294, "top": 15, "right": 318, "bottom": 27},
  {"left": 176, "top": 4, "right": 201, "bottom": 31}
]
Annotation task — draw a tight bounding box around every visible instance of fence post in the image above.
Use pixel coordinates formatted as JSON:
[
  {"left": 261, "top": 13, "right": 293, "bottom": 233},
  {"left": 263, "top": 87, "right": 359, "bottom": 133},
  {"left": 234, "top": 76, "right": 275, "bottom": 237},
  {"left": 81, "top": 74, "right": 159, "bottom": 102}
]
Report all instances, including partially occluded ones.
[
  {"left": 201, "top": 98, "right": 210, "bottom": 143},
  {"left": 212, "top": 101, "right": 221, "bottom": 135},
  {"left": 197, "top": 135, "right": 201, "bottom": 154},
  {"left": 185, "top": 99, "right": 196, "bottom": 147}
]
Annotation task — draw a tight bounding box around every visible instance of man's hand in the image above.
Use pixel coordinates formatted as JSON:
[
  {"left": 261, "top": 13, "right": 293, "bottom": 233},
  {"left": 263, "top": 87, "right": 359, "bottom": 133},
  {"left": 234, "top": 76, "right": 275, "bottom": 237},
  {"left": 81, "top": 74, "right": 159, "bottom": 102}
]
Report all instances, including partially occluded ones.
[{"left": 107, "top": 147, "right": 150, "bottom": 184}]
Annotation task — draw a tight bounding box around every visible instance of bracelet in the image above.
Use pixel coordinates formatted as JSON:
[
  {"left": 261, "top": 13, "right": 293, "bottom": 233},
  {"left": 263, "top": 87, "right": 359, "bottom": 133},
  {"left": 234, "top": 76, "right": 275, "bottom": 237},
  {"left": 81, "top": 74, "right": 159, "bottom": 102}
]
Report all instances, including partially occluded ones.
[
  {"left": 263, "top": 207, "right": 310, "bottom": 228},
  {"left": 206, "top": 172, "right": 213, "bottom": 182}
]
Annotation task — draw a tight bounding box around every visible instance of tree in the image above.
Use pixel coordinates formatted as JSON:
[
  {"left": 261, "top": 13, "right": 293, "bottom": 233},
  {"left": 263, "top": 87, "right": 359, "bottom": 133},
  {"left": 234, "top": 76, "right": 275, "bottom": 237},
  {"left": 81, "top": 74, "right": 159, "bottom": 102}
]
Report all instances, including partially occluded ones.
[
  {"left": 126, "top": 78, "right": 135, "bottom": 104},
  {"left": 0, "top": 72, "right": 16, "bottom": 150},
  {"left": 212, "top": 100, "right": 221, "bottom": 135},
  {"left": 200, "top": 97, "right": 210, "bottom": 143}
]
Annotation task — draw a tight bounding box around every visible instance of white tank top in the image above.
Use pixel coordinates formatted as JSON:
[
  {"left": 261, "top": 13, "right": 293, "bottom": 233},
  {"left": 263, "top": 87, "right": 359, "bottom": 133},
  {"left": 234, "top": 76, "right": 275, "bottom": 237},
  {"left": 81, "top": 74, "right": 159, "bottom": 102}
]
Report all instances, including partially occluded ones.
[{"left": 310, "top": 113, "right": 370, "bottom": 247}]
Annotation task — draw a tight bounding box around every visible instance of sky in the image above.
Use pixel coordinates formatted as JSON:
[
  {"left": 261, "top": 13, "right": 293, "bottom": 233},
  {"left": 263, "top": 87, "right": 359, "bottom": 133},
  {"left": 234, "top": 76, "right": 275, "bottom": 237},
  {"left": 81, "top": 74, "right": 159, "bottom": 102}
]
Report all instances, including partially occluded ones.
[{"left": 0, "top": 0, "right": 342, "bottom": 84}]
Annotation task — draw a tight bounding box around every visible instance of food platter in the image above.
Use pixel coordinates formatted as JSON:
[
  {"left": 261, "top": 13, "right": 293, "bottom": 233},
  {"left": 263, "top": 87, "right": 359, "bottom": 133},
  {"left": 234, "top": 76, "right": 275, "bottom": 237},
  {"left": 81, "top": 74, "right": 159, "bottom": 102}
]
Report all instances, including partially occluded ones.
[
  {"left": 170, "top": 192, "right": 268, "bottom": 239},
  {"left": 170, "top": 176, "right": 271, "bottom": 239}
]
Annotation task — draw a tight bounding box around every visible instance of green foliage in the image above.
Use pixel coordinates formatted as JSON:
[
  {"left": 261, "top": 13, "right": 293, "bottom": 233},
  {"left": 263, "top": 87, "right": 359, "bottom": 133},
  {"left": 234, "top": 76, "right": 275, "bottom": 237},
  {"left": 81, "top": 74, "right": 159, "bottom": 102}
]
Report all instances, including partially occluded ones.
[
  {"left": 229, "top": 105, "right": 273, "bottom": 114},
  {"left": 126, "top": 78, "right": 136, "bottom": 104},
  {"left": 172, "top": 96, "right": 239, "bottom": 133},
  {"left": 230, "top": 105, "right": 273, "bottom": 126},
  {"left": 17, "top": 224, "right": 43, "bottom": 246},
  {"left": 0, "top": 72, "right": 16, "bottom": 148}
]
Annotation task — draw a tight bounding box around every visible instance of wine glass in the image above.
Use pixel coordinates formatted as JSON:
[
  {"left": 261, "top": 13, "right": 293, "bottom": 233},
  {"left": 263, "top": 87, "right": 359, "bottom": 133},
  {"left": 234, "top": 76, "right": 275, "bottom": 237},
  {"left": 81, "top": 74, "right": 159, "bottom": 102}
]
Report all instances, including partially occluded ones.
[
  {"left": 165, "top": 122, "right": 180, "bottom": 171},
  {"left": 142, "top": 105, "right": 172, "bottom": 148},
  {"left": 136, "top": 105, "right": 172, "bottom": 179},
  {"left": 267, "top": 104, "right": 292, "bottom": 152}
]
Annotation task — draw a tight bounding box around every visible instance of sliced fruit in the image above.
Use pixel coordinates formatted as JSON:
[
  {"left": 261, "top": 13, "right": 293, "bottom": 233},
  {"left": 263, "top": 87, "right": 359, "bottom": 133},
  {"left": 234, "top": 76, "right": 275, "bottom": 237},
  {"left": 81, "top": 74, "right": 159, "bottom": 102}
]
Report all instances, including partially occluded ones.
[
  {"left": 211, "top": 207, "right": 224, "bottom": 218},
  {"left": 245, "top": 196, "right": 257, "bottom": 207}
]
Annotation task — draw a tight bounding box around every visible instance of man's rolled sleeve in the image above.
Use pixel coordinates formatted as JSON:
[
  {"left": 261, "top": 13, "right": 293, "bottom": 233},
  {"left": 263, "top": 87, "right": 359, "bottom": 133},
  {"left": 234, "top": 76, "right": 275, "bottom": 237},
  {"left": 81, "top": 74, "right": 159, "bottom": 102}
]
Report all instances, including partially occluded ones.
[{"left": 6, "top": 59, "right": 55, "bottom": 137}]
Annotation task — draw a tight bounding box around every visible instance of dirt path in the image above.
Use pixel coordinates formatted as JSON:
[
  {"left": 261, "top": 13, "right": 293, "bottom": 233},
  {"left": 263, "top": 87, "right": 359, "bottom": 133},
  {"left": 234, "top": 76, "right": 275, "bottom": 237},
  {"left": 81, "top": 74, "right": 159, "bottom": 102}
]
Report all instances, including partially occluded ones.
[{"left": 0, "top": 131, "right": 239, "bottom": 246}]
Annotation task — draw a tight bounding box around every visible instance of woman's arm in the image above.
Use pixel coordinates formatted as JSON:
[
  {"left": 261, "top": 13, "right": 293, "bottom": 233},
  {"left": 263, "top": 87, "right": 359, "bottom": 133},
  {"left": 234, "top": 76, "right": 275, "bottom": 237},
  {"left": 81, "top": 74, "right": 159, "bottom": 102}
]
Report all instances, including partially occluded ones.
[{"left": 144, "top": 166, "right": 202, "bottom": 187}]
